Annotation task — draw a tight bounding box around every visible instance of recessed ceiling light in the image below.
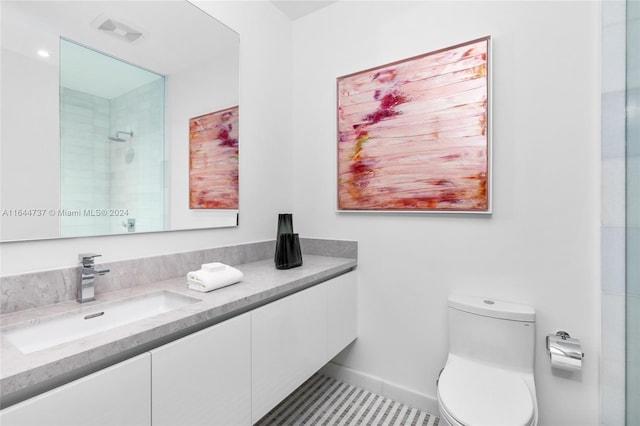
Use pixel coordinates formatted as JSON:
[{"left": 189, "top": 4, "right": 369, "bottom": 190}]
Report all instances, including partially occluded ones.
[{"left": 37, "top": 49, "right": 50, "bottom": 58}]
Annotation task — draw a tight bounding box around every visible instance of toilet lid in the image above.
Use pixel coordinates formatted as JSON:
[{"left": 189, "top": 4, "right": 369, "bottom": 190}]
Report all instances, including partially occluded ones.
[{"left": 438, "top": 358, "right": 535, "bottom": 426}]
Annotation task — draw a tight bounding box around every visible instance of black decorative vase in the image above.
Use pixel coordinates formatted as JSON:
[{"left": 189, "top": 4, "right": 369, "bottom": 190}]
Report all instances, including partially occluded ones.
[{"left": 274, "top": 214, "right": 303, "bottom": 270}]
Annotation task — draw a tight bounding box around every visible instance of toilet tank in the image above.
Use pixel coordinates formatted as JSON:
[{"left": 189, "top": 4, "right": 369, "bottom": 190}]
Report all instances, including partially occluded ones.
[{"left": 448, "top": 295, "right": 536, "bottom": 373}]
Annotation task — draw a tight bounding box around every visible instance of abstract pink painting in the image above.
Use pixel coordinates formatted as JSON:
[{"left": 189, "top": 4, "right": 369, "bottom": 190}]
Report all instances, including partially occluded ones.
[
  {"left": 337, "top": 37, "right": 491, "bottom": 212},
  {"left": 189, "top": 106, "right": 239, "bottom": 209}
]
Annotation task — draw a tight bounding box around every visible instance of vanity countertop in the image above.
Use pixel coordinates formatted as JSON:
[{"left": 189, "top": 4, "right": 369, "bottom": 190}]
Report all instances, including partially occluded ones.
[{"left": 0, "top": 255, "right": 356, "bottom": 405}]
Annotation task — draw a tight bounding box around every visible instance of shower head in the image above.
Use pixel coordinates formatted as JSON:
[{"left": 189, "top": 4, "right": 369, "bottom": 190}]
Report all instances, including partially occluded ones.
[{"left": 107, "top": 130, "right": 133, "bottom": 142}]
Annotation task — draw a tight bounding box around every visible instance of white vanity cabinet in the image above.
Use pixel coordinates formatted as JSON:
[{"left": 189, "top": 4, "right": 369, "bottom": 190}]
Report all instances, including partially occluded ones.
[
  {"left": 150, "top": 313, "right": 251, "bottom": 426},
  {"left": 0, "top": 269, "right": 357, "bottom": 426},
  {"left": 327, "top": 271, "right": 358, "bottom": 360},
  {"left": 0, "top": 354, "right": 151, "bottom": 426},
  {"left": 251, "top": 271, "right": 357, "bottom": 423},
  {"left": 251, "top": 282, "right": 328, "bottom": 423},
  {"left": 152, "top": 270, "right": 356, "bottom": 426}
]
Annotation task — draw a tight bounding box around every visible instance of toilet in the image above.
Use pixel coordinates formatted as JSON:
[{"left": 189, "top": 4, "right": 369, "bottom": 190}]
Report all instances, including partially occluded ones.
[{"left": 437, "top": 295, "right": 538, "bottom": 426}]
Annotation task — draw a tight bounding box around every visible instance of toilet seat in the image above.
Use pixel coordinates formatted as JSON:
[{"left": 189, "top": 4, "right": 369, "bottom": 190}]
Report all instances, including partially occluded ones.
[{"left": 438, "top": 357, "right": 536, "bottom": 426}]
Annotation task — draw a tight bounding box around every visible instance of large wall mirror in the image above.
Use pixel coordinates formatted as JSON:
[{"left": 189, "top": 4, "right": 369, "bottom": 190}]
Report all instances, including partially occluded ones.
[{"left": 0, "top": 1, "right": 239, "bottom": 242}]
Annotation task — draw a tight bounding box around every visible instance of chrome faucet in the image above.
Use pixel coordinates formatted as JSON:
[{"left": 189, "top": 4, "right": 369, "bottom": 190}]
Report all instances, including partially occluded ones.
[{"left": 78, "top": 253, "right": 110, "bottom": 303}]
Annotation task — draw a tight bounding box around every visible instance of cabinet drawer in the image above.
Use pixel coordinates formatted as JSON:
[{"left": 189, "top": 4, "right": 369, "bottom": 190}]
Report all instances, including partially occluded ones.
[
  {"left": 328, "top": 271, "right": 357, "bottom": 359},
  {"left": 0, "top": 354, "right": 151, "bottom": 426},
  {"left": 151, "top": 313, "right": 251, "bottom": 426},
  {"left": 251, "top": 283, "right": 327, "bottom": 423}
]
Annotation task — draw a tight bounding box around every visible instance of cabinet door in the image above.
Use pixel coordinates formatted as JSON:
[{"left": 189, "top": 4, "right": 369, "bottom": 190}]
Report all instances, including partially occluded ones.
[
  {"left": 151, "top": 313, "right": 251, "bottom": 426},
  {"left": 0, "top": 354, "right": 151, "bottom": 426},
  {"left": 327, "top": 271, "right": 358, "bottom": 359},
  {"left": 251, "top": 283, "right": 327, "bottom": 423}
]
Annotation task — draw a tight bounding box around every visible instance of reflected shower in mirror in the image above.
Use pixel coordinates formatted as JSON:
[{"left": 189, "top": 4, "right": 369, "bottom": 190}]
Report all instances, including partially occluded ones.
[
  {"left": 0, "top": 1, "right": 239, "bottom": 241},
  {"left": 60, "top": 39, "right": 166, "bottom": 237}
]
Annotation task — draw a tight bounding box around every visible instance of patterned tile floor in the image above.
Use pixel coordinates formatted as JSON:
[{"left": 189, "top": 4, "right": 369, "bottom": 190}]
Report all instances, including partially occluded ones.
[{"left": 256, "top": 373, "right": 440, "bottom": 425}]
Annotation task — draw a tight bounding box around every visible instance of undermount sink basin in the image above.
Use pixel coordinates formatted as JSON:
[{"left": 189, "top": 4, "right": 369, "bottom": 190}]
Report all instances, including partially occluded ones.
[{"left": 4, "top": 291, "right": 201, "bottom": 354}]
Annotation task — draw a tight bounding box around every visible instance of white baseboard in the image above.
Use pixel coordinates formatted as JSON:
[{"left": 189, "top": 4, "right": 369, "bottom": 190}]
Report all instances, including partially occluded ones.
[{"left": 319, "top": 362, "right": 440, "bottom": 416}]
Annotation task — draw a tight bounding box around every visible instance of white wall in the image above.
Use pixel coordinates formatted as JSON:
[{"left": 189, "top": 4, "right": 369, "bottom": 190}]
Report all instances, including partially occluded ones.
[
  {"left": 0, "top": 1, "right": 293, "bottom": 274},
  {"left": 0, "top": 49, "right": 60, "bottom": 241},
  {"left": 291, "top": 2, "right": 601, "bottom": 425}
]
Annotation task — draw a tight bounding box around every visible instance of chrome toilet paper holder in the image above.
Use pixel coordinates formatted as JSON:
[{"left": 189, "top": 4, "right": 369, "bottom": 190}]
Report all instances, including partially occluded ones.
[{"left": 546, "top": 330, "right": 584, "bottom": 371}]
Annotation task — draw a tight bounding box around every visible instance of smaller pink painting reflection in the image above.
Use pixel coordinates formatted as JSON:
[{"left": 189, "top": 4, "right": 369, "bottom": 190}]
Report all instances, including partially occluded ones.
[{"left": 189, "top": 106, "right": 239, "bottom": 209}]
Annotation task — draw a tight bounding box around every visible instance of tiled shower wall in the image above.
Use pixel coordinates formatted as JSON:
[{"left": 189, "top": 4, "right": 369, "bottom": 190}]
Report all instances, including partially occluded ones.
[
  {"left": 625, "top": 2, "right": 640, "bottom": 423},
  {"left": 601, "top": 1, "right": 626, "bottom": 425},
  {"left": 109, "top": 78, "right": 165, "bottom": 234},
  {"left": 60, "top": 87, "right": 111, "bottom": 237},
  {"left": 59, "top": 79, "right": 164, "bottom": 237}
]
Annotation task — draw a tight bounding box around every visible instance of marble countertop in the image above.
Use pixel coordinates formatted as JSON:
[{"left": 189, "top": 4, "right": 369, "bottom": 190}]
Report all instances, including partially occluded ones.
[{"left": 0, "top": 255, "right": 356, "bottom": 406}]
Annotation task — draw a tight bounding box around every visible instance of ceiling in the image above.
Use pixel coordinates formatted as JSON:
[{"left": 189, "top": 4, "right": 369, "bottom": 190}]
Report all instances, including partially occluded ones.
[
  {"left": 2, "top": 1, "right": 238, "bottom": 99},
  {"left": 270, "top": 1, "right": 337, "bottom": 20}
]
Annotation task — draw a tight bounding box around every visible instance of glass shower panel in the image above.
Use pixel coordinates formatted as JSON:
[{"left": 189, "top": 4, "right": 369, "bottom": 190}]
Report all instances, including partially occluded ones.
[
  {"left": 59, "top": 39, "right": 165, "bottom": 237},
  {"left": 627, "top": 0, "right": 640, "bottom": 424}
]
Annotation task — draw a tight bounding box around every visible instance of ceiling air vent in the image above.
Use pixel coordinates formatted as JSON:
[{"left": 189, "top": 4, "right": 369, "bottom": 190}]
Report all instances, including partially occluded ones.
[{"left": 93, "top": 15, "right": 145, "bottom": 43}]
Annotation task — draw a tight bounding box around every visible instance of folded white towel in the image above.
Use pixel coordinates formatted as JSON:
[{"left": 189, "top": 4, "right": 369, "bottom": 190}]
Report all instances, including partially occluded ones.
[
  {"left": 202, "top": 262, "right": 226, "bottom": 272},
  {"left": 186, "top": 264, "right": 243, "bottom": 293}
]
